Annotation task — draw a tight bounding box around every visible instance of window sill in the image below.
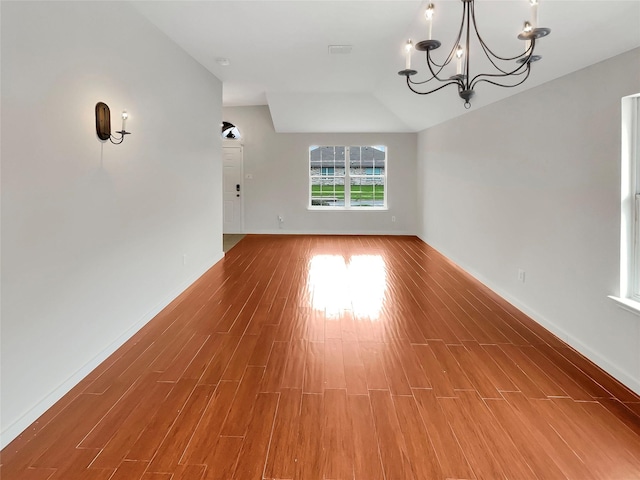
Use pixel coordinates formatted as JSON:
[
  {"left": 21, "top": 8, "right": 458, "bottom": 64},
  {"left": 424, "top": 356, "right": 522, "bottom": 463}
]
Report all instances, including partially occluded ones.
[
  {"left": 608, "top": 296, "right": 640, "bottom": 317},
  {"left": 307, "top": 207, "right": 388, "bottom": 212}
]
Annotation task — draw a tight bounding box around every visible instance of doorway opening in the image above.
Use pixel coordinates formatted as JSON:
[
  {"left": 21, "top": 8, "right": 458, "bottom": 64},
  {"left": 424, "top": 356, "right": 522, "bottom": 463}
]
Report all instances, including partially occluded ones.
[{"left": 223, "top": 234, "right": 245, "bottom": 253}]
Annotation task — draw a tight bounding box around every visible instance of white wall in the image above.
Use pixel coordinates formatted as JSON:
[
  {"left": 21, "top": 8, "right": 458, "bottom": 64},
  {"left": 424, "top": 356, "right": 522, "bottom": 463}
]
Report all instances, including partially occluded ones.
[
  {"left": 1, "top": 1, "right": 223, "bottom": 446},
  {"left": 417, "top": 48, "right": 640, "bottom": 393},
  {"left": 223, "top": 105, "right": 417, "bottom": 234}
]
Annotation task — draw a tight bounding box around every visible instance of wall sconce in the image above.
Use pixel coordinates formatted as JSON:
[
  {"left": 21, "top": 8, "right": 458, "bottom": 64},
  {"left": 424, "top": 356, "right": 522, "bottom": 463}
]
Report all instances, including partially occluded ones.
[{"left": 95, "top": 102, "right": 131, "bottom": 144}]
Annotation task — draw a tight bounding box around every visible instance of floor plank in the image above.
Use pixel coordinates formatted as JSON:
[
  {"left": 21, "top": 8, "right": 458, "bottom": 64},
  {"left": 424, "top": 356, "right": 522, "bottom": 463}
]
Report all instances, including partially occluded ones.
[
  {"left": 294, "top": 393, "right": 324, "bottom": 480},
  {"left": 412, "top": 389, "right": 475, "bottom": 479},
  {"left": 347, "top": 395, "right": 385, "bottom": 480},
  {"left": 369, "top": 390, "right": 413, "bottom": 479},
  {"left": 323, "top": 389, "right": 354, "bottom": 480},
  {"left": 264, "top": 388, "right": 302, "bottom": 480}
]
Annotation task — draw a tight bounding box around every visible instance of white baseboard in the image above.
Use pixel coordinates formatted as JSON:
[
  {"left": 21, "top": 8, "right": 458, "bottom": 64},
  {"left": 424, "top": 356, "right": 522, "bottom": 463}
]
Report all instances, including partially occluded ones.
[
  {"left": 0, "top": 252, "right": 224, "bottom": 449},
  {"left": 245, "top": 229, "right": 416, "bottom": 236}
]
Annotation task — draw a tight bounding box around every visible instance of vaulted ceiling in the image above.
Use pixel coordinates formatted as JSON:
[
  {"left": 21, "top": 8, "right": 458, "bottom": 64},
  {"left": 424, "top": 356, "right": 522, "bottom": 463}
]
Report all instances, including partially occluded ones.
[{"left": 133, "top": 1, "right": 640, "bottom": 133}]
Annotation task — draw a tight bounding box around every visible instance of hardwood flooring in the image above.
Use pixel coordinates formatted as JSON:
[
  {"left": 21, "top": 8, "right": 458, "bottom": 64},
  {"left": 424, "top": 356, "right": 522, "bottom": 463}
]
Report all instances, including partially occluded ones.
[{"left": 3, "top": 234, "right": 640, "bottom": 479}]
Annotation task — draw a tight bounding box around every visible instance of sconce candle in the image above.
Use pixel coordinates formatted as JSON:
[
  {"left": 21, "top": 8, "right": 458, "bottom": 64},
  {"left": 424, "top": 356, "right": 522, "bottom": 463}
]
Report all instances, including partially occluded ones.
[{"left": 121, "top": 110, "right": 128, "bottom": 132}]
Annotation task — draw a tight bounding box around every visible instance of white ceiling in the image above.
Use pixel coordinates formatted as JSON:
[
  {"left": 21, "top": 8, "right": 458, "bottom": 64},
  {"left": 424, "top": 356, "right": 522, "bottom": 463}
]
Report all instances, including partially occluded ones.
[{"left": 132, "top": 0, "right": 640, "bottom": 133}]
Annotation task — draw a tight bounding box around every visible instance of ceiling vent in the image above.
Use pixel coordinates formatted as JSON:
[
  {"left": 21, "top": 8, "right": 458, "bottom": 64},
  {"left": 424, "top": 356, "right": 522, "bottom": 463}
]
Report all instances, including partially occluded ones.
[{"left": 328, "top": 45, "right": 353, "bottom": 55}]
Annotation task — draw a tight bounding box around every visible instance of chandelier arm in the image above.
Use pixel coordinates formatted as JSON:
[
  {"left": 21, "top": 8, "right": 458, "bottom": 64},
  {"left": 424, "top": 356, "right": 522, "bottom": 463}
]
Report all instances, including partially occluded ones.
[
  {"left": 469, "top": 50, "right": 531, "bottom": 85},
  {"left": 407, "top": 62, "right": 448, "bottom": 85},
  {"left": 407, "top": 75, "right": 437, "bottom": 86},
  {"left": 476, "top": 39, "right": 533, "bottom": 76},
  {"left": 426, "top": 52, "right": 451, "bottom": 80},
  {"left": 427, "top": 50, "right": 458, "bottom": 83},
  {"left": 525, "top": 41, "right": 534, "bottom": 56},
  {"left": 471, "top": 2, "right": 532, "bottom": 62},
  {"left": 470, "top": 64, "right": 531, "bottom": 90},
  {"left": 469, "top": 68, "right": 528, "bottom": 89},
  {"left": 405, "top": 77, "right": 463, "bottom": 96},
  {"left": 409, "top": 48, "right": 463, "bottom": 86},
  {"left": 428, "top": 49, "right": 456, "bottom": 69}
]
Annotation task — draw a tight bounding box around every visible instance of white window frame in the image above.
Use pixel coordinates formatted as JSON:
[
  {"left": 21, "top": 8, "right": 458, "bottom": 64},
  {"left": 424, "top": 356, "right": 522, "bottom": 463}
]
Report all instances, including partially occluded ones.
[
  {"left": 610, "top": 93, "right": 640, "bottom": 314},
  {"left": 308, "top": 145, "right": 388, "bottom": 210}
]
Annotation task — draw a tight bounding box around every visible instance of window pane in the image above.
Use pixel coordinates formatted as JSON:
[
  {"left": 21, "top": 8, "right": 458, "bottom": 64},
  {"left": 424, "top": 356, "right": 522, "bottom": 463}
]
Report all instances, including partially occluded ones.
[
  {"left": 362, "top": 146, "right": 374, "bottom": 161},
  {"left": 320, "top": 146, "right": 345, "bottom": 161},
  {"left": 311, "top": 176, "right": 345, "bottom": 207},
  {"left": 351, "top": 146, "right": 385, "bottom": 176},
  {"left": 350, "top": 146, "right": 362, "bottom": 172},
  {"left": 350, "top": 175, "right": 385, "bottom": 207}
]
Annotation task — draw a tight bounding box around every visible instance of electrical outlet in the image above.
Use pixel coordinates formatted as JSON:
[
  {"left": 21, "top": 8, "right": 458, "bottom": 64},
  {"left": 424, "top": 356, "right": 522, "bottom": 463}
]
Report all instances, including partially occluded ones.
[
  {"left": 517, "top": 269, "right": 526, "bottom": 283},
  {"left": 277, "top": 215, "right": 284, "bottom": 223},
  {"left": 183, "top": 254, "right": 187, "bottom": 266},
  {"left": 391, "top": 215, "right": 396, "bottom": 222}
]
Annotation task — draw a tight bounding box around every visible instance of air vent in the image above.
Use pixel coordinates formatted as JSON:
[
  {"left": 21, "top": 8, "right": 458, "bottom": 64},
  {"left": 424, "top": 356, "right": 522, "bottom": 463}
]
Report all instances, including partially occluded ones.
[{"left": 328, "top": 45, "right": 353, "bottom": 55}]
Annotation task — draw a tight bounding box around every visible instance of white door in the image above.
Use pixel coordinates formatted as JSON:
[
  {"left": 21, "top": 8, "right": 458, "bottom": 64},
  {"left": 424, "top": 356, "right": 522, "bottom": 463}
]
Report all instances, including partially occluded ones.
[{"left": 223, "top": 146, "right": 243, "bottom": 233}]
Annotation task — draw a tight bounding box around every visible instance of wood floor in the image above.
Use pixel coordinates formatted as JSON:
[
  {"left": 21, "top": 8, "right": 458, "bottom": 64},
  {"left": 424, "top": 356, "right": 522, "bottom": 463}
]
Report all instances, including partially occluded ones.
[{"left": 3, "top": 235, "right": 640, "bottom": 480}]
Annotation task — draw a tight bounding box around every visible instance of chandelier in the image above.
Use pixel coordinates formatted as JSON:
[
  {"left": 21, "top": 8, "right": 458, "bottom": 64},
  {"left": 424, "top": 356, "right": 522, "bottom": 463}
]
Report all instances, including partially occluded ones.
[{"left": 398, "top": 0, "right": 551, "bottom": 108}]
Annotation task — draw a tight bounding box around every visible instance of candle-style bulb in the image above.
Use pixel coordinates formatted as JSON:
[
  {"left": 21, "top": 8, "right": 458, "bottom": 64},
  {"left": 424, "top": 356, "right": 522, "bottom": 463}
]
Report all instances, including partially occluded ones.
[
  {"left": 405, "top": 40, "right": 413, "bottom": 70},
  {"left": 425, "top": 3, "right": 435, "bottom": 40},
  {"left": 455, "top": 45, "right": 464, "bottom": 75},
  {"left": 121, "top": 110, "right": 128, "bottom": 132},
  {"left": 523, "top": 22, "right": 533, "bottom": 51},
  {"left": 425, "top": 3, "right": 434, "bottom": 20},
  {"left": 529, "top": 0, "right": 539, "bottom": 28}
]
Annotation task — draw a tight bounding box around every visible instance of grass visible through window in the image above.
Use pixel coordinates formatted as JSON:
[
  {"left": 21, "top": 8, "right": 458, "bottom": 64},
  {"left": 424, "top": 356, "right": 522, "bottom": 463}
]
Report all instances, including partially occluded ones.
[{"left": 311, "top": 185, "right": 385, "bottom": 200}]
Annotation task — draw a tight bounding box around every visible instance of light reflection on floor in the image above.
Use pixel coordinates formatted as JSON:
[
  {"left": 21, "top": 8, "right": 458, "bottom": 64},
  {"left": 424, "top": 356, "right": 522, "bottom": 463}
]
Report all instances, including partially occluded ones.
[{"left": 307, "top": 254, "right": 387, "bottom": 319}]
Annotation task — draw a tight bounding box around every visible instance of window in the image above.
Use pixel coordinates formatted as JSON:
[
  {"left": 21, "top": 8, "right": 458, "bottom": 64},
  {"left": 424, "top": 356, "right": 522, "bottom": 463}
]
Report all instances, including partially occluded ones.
[
  {"left": 627, "top": 95, "right": 640, "bottom": 300},
  {"left": 612, "top": 93, "right": 640, "bottom": 313},
  {"left": 309, "top": 145, "right": 387, "bottom": 208}
]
